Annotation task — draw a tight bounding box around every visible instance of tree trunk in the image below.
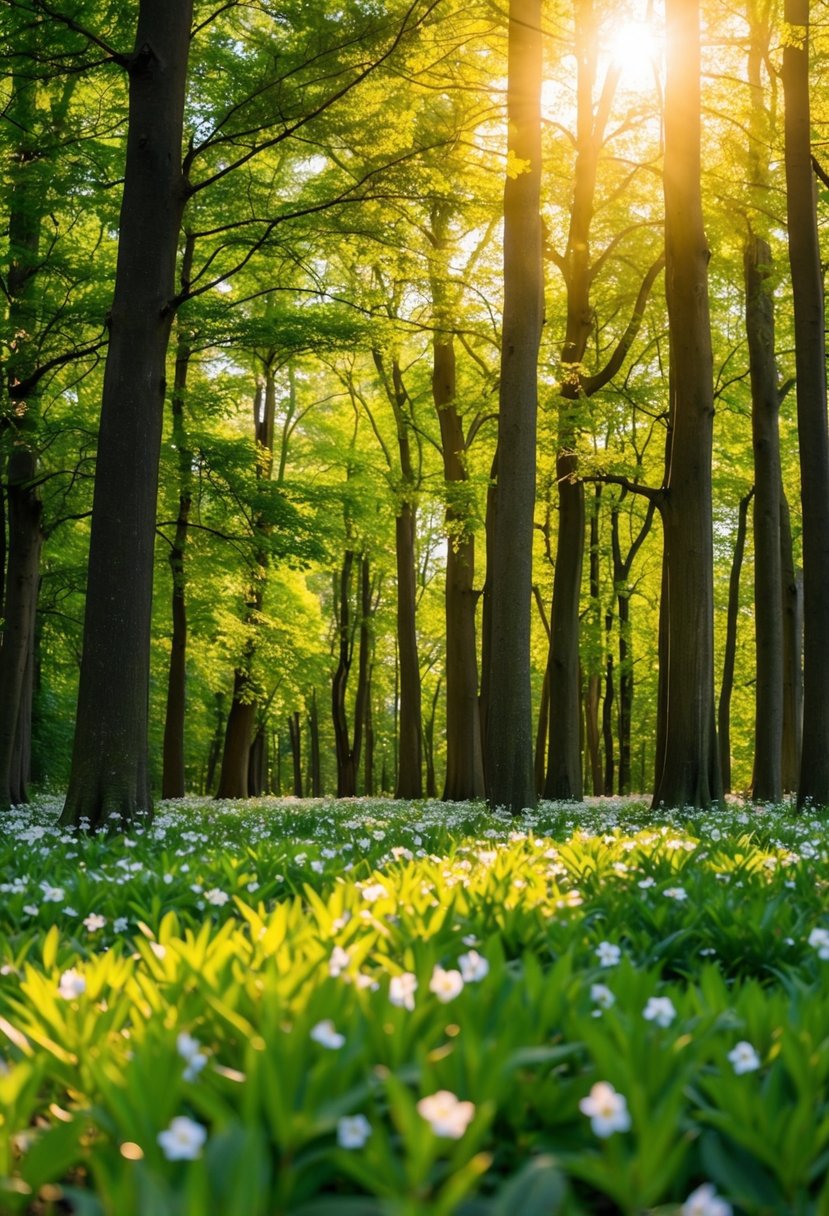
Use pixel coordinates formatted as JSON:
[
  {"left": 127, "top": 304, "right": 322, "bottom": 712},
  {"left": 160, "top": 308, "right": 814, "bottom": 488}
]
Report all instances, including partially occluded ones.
[
  {"left": 248, "top": 725, "right": 266, "bottom": 796},
  {"left": 780, "top": 493, "right": 802, "bottom": 792},
  {"left": 288, "top": 711, "right": 303, "bottom": 797},
  {"left": 0, "top": 451, "right": 42, "bottom": 808},
  {"left": 602, "top": 608, "right": 615, "bottom": 794},
  {"left": 611, "top": 496, "right": 656, "bottom": 793},
  {"left": 216, "top": 670, "right": 256, "bottom": 798},
  {"left": 718, "top": 490, "right": 752, "bottom": 795},
  {"left": 395, "top": 503, "right": 422, "bottom": 798},
  {"left": 162, "top": 233, "right": 195, "bottom": 799},
  {"left": 309, "top": 688, "right": 322, "bottom": 797},
  {"left": 1, "top": 68, "right": 43, "bottom": 811},
  {"left": 205, "top": 692, "right": 225, "bottom": 794},
  {"left": 484, "top": 0, "right": 543, "bottom": 814},
  {"left": 651, "top": 0, "right": 721, "bottom": 810},
  {"left": 782, "top": 0, "right": 829, "bottom": 809},
  {"left": 61, "top": 0, "right": 192, "bottom": 829},
  {"left": 745, "top": 236, "right": 783, "bottom": 802}
]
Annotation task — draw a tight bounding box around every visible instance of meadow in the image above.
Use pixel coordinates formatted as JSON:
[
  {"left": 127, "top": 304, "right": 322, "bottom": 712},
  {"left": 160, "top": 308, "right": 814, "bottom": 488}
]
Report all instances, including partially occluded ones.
[{"left": 1, "top": 794, "right": 828, "bottom": 1216}]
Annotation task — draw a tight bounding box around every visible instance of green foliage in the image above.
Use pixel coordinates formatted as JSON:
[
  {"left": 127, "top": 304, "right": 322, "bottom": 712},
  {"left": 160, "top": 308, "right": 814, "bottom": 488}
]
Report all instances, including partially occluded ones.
[{"left": 1, "top": 796, "right": 829, "bottom": 1212}]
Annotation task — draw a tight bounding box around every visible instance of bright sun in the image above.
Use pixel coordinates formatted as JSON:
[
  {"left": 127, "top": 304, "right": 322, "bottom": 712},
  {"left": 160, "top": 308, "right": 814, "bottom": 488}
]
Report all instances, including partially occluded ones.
[{"left": 607, "top": 21, "right": 660, "bottom": 93}]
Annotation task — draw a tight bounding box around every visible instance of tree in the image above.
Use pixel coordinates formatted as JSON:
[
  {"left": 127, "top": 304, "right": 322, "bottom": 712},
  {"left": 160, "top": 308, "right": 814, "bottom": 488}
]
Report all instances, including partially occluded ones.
[
  {"left": 484, "top": 0, "right": 543, "bottom": 814},
  {"left": 61, "top": 0, "right": 193, "bottom": 829},
  {"left": 651, "top": 0, "right": 721, "bottom": 809},
  {"left": 782, "top": 0, "right": 829, "bottom": 809}
]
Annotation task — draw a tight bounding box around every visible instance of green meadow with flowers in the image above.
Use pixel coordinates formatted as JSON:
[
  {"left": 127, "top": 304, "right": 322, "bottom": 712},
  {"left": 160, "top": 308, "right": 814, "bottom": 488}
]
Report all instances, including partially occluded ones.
[{"left": 2, "top": 796, "right": 829, "bottom": 1216}]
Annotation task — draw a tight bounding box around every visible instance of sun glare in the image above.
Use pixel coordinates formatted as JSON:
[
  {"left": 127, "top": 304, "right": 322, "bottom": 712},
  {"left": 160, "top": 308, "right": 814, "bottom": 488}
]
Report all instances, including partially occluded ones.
[{"left": 608, "top": 21, "right": 660, "bottom": 93}]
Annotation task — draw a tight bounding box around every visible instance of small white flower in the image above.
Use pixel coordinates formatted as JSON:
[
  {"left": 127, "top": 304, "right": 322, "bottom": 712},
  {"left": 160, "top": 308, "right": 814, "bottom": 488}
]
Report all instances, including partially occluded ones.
[
  {"left": 643, "top": 996, "right": 677, "bottom": 1027},
  {"left": 638, "top": 876, "right": 656, "bottom": 889},
  {"left": 664, "top": 886, "right": 688, "bottom": 901},
  {"left": 157, "top": 1115, "right": 207, "bottom": 1161},
  {"left": 361, "top": 883, "right": 388, "bottom": 904},
  {"left": 727, "top": 1040, "right": 761, "bottom": 1075},
  {"left": 310, "top": 1019, "right": 345, "bottom": 1049},
  {"left": 83, "top": 913, "right": 106, "bottom": 932},
  {"left": 40, "top": 884, "right": 65, "bottom": 903},
  {"left": 58, "top": 968, "right": 86, "bottom": 1000},
  {"left": 337, "top": 1114, "right": 372, "bottom": 1148},
  {"left": 246, "top": 881, "right": 260, "bottom": 893},
  {"left": 389, "top": 972, "right": 417, "bottom": 1011},
  {"left": 579, "top": 1081, "right": 631, "bottom": 1137},
  {"left": 203, "top": 888, "right": 229, "bottom": 907},
  {"left": 416, "top": 1090, "right": 475, "bottom": 1138},
  {"left": 681, "top": 1182, "right": 732, "bottom": 1216},
  {"left": 329, "top": 946, "right": 351, "bottom": 977},
  {"left": 429, "top": 965, "right": 464, "bottom": 1003},
  {"left": 176, "top": 1032, "right": 208, "bottom": 1079},
  {"left": 23, "top": 904, "right": 38, "bottom": 916},
  {"left": 808, "top": 927, "right": 829, "bottom": 959},
  {"left": 113, "top": 917, "right": 129, "bottom": 934},
  {"left": 63, "top": 906, "right": 78, "bottom": 918},
  {"left": 595, "top": 941, "right": 621, "bottom": 967},
  {"left": 590, "top": 983, "right": 615, "bottom": 1009},
  {"left": 458, "top": 950, "right": 489, "bottom": 983}
]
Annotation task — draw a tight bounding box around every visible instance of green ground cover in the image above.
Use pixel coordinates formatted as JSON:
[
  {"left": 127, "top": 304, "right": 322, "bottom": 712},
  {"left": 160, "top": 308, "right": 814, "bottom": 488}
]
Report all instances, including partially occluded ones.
[{"left": 1, "top": 795, "right": 828, "bottom": 1215}]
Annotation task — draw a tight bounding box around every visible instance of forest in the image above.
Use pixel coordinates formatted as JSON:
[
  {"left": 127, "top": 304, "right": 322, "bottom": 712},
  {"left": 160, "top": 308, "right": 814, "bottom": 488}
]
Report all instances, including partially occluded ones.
[{"left": 1, "top": 0, "right": 828, "bottom": 825}]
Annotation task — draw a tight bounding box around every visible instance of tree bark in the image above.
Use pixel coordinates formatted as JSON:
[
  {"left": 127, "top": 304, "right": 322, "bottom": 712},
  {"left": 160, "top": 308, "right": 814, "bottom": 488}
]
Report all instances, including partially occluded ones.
[
  {"left": 745, "top": 235, "right": 783, "bottom": 803},
  {"left": 162, "top": 233, "right": 195, "bottom": 799},
  {"left": 780, "top": 493, "right": 802, "bottom": 792},
  {"left": 651, "top": 0, "right": 721, "bottom": 810},
  {"left": 782, "top": 0, "right": 829, "bottom": 809},
  {"left": 216, "top": 670, "right": 256, "bottom": 798},
  {"left": 484, "top": 0, "right": 543, "bottom": 814},
  {"left": 718, "top": 490, "right": 752, "bottom": 794},
  {"left": 61, "top": 0, "right": 192, "bottom": 829},
  {"left": 433, "top": 339, "right": 485, "bottom": 800},
  {"left": 288, "top": 711, "right": 303, "bottom": 797},
  {"left": 309, "top": 689, "right": 322, "bottom": 797}
]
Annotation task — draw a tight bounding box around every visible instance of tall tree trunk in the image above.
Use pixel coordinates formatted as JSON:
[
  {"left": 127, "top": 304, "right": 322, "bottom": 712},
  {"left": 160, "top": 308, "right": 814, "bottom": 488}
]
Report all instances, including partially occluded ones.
[
  {"left": 484, "top": 0, "right": 543, "bottom": 814},
  {"left": 61, "top": 0, "right": 192, "bottom": 829},
  {"left": 288, "top": 711, "right": 303, "bottom": 797},
  {"left": 746, "top": 236, "right": 783, "bottom": 802},
  {"left": 0, "top": 452, "right": 42, "bottom": 808},
  {"left": 395, "top": 502, "right": 422, "bottom": 798},
  {"left": 602, "top": 607, "right": 615, "bottom": 794},
  {"left": 584, "top": 487, "right": 604, "bottom": 795},
  {"left": 162, "top": 233, "right": 195, "bottom": 799},
  {"left": 205, "top": 691, "right": 225, "bottom": 794},
  {"left": 309, "top": 689, "right": 322, "bottom": 797},
  {"left": 651, "top": 0, "right": 721, "bottom": 810},
  {"left": 331, "top": 551, "right": 372, "bottom": 796},
  {"left": 611, "top": 496, "right": 656, "bottom": 794},
  {"left": 782, "top": 0, "right": 829, "bottom": 809},
  {"left": 780, "top": 493, "right": 802, "bottom": 791},
  {"left": 429, "top": 204, "right": 485, "bottom": 801},
  {"left": 216, "top": 362, "right": 277, "bottom": 798},
  {"left": 248, "top": 725, "right": 266, "bottom": 796},
  {"left": 718, "top": 490, "right": 752, "bottom": 794},
  {"left": 0, "top": 68, "right": 43, "bottom": 811}
]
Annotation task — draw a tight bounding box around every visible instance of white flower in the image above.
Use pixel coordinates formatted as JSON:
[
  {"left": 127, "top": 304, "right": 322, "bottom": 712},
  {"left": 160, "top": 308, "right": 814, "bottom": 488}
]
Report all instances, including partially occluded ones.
[
  {"left": 664, "top": 886, "right": 688, "bottom": 901},
  {"left": 329, "top": 946, "right": 351, "bottom": 977},
  {"left": 458, "top": 950, "right": 489, "bottom": 983},
  {"left": 337, "top": 1114, "right": 372, "bottom": 1148},
  {"left": 83, "top": 913, "right": 106, "bottom": 932},
  {"left": 643, "top": 996, "right": 677, "bottom": 1027},
  {"left": 681, "top": 1182, "right": 732, "bottom": 1216},
  {"left": 177, "top": 1032, "right": 208, "bottom": 1080},
  {"left": 203, "top": 888, "right": 229, "bottom": 907},
  {"left": 590, "top": 983, "right": 615, "bottom": 1009},
  {"left": 638, "top": 876, "right": 656, "bottom": 889},
  {"left": 389, "top": 972, "right": 417, "bottom": 1011},
  {"left": 416, "top": 1090, "right": 476, "bottom": 1138},
  {"left": 361, "top": 883, "right": 388, "bottom": 903},
  {"left": 157, "top": 1115, "right": 207, "bottom": 1161},
  {"left": 727, "top": 1040, "right": 761, "bottom": 1074},
  {"left": 40, "top": 884, "right": 65, "bottom": 903},
  {"left": 113, "top": 917, "right": 129, "bottom": 934},
  {"left": 808, "top": 927, "right": 829, "bottom": 959},
  {"left": 595, "top": 941, "right": 621, "bottom": 967},
  {"left": 429, "top": 965, "right": 464, "bottom": 1003},
  {"left": 310, "top": 1019, "right": 345, "bottom": 1049},
  {"left": 579, "top": 1081, "right": 631, "bottom": 1137},
  {"left": 58, "top": 968, "right": 86, "bottom": 1000},
  {"left": 23, "top": 904, "right": 38, "bottom": 916}
]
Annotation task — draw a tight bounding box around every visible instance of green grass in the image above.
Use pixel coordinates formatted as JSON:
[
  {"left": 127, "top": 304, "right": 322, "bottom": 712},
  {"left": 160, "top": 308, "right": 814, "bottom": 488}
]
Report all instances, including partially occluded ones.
[{"left": 1, "top": 794, "right": 829, "bottom": 1215}]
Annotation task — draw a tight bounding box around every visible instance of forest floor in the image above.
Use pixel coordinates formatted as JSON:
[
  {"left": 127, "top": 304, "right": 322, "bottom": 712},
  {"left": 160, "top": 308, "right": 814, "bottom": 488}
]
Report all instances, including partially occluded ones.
[{"left": 0, "top": 792, "right": 827, "bottom": 1215}]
